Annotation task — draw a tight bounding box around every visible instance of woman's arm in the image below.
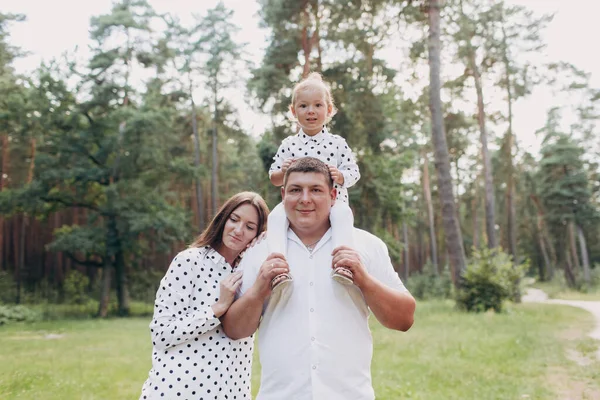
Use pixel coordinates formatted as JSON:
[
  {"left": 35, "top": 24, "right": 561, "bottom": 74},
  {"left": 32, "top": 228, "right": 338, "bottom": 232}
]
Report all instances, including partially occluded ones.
[{"left": 149, "top": 249, "right": 221, "bottom": 351}]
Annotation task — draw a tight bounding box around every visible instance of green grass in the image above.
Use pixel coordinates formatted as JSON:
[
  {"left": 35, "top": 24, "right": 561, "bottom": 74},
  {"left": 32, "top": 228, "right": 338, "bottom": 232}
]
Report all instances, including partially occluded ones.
[
  {"left": 533, "top": 280, "right": 600, "bottom": 301},
  {"left": 1, "top": 301, "right": 598, "bottom": 400}
]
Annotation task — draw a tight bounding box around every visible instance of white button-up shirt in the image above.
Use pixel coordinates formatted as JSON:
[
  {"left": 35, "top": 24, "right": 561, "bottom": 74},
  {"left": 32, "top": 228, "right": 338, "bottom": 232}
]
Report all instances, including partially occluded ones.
[
  {"left": 239, "top": 228, "right": 408, "bottom": 400},
  {"left": 268, "top": 127, "right": 360, "bottom": 203}
]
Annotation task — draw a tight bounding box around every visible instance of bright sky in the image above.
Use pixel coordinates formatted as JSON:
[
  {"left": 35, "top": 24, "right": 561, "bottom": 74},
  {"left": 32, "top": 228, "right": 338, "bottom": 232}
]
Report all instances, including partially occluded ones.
[{"left": 2, "top": 0, "right": 598, "bottom": 156}]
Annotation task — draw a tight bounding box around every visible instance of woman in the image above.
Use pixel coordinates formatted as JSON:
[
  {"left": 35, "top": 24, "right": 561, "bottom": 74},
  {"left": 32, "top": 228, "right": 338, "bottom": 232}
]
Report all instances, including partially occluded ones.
[{"left": 140, "top": 192, "right": 269, "bottom": 400}]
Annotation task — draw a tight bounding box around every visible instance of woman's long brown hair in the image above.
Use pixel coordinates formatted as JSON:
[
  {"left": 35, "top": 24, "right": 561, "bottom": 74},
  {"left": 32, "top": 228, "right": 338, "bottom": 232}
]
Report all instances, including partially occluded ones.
[{"left": 190, "top": 191, "right": 269, "bottom": 250}]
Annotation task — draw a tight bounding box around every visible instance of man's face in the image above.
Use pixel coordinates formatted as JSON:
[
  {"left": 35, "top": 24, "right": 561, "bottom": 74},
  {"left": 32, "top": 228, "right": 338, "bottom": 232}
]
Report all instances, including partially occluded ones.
[{"left": 281, "top": 172, "right": 337, "bottom": 234}]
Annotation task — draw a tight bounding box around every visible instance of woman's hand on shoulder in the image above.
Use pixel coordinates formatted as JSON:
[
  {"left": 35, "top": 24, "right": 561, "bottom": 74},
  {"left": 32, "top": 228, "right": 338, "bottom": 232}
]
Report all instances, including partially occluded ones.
[{"left": 246, "top": 231, "right": 266, "bottom": 249}]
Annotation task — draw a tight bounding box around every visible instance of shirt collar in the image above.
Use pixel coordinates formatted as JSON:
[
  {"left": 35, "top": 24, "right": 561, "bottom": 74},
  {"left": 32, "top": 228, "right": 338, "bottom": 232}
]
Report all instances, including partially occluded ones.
[
  {"left": 297, "top": 126, "right": 329, "bottom": 145},
  {"left": 204, "top": 245, "right": 230, "bottom": 270},
  {"left": 287, "top": 227, "right": 332, "bottom": 254}
]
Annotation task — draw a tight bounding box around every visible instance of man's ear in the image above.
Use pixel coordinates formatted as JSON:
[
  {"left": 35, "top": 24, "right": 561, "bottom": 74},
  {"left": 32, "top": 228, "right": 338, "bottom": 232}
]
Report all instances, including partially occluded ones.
[
  {"left": 330, "top": 187, "right": 337, "bottom": 206},
  {"left": 281, "top": 185, "right": 286, "bottom": 201}
]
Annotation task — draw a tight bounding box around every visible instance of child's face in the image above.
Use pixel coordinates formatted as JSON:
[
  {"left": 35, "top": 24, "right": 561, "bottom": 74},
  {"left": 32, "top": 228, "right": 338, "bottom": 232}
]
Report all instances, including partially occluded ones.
[{"left": 291, "top": 86, "right": 332, "bottom": 136}]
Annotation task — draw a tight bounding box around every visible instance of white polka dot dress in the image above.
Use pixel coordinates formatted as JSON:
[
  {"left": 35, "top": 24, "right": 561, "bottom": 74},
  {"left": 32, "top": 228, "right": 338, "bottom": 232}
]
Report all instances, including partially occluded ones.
[
  {"left": 268, "top": 126, "right": 360, "bottom": 203},
  {"left": 140, "top": 246, "right": 253, "bottom": 400}
]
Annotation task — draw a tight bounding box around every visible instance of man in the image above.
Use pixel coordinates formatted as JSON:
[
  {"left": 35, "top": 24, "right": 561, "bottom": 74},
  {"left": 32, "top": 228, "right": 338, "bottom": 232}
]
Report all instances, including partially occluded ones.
[{"left": 222, "top": 157, "right": 415, "bottom": 400}]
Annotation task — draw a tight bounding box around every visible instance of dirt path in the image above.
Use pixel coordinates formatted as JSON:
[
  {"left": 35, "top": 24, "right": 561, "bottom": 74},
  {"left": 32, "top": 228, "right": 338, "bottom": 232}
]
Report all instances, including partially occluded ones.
[{"left": 523, "top": 288, "right": 600, "bottom": 358}]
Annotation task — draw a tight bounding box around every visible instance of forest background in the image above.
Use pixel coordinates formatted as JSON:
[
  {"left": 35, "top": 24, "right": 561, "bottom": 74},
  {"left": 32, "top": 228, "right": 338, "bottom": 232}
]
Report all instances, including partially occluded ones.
[{"left": 0, "top": 0, "right": 598, "bottom": 317}]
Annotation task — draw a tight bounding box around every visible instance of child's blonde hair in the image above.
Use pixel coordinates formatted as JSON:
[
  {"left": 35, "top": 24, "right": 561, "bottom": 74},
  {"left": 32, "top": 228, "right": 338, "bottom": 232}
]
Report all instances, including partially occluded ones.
[{"left": 289, "top": 72, "right": 338, "bottom": 123}]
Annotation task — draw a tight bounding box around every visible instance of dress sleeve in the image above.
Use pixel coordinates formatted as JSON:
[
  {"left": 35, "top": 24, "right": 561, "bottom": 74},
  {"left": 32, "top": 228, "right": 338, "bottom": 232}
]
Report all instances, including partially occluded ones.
[
  {"left": 337, "top": 137, "right": 360, "bottom": 188},
  {"left": 149, "top": 249, "right": 221, "bottom": 351},
  {"left": 268, "top": 139, "right": 289, "bottom": 178}
]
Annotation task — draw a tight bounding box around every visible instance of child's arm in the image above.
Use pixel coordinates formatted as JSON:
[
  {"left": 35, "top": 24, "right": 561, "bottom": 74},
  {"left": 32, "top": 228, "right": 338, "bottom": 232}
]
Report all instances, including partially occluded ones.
[
  {"left": 269, "top": 140, "right": 288, "bottom": 187},
  {"left": 270, "top": 171, "right": 284, "bottom": 186},
  {"left": 336, "top": 137, "right": 360, "bottom": 188}
]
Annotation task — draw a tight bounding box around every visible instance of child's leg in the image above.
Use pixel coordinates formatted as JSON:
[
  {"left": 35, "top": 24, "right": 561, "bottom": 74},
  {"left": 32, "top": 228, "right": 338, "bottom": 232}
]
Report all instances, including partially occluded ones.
[
  {"left": 330, "top": 201, "right": 355, "bottom": 249},
  {"left": 266, "top": 202, "right": 289, "bottom": 257},
  {"left": 330, "top": 201, "right": 355, "bottom": 285}
]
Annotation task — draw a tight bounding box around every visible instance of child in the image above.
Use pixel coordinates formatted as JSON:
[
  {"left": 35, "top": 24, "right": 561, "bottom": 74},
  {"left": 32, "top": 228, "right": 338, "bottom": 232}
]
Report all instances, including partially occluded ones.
[{"left": 267, "top": 72, "right": 360, "bottom": 287}]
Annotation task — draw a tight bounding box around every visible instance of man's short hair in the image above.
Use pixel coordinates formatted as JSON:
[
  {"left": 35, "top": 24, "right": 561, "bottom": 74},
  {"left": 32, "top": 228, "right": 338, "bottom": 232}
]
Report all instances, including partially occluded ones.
[{"left": 283, "top": 157, "right": 334, "bottom": 189}]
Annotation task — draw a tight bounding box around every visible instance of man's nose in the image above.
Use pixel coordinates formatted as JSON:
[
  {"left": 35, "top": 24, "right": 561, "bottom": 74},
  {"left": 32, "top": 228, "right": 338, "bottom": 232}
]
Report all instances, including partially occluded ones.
[{"left": 300, "top": 189, "right": 311, "bottom": 202}]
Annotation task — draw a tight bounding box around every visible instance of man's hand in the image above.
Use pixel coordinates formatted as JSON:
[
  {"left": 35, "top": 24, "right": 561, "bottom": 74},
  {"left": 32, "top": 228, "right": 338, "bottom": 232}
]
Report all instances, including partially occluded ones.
[
  {"left": 281, "top": 158, "right": 296, "bottom": 174},
  {"left": 328, "top": 165, "right": 345, "bottom": 186},
  {"left": 331, "top": 246, "right": 369, "bottom": 288},
  {"left": 252, "top": 252, "right": 290, "bottom": 299}
]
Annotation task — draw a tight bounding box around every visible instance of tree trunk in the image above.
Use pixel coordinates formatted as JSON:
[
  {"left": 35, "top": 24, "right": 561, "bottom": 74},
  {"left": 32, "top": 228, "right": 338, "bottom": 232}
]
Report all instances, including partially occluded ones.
[
  {"left": 190, "top": 85, "right": 205, "bottom": 230},
  {"left": 97, "top": 266, "right": 111, "bottom": 317},
  {"left": 501, "top": 23, "right": 518, "bottom": 263},
  {"left": 472, "top": 191, "right": 479, "bottom": 250},
  {"left": 311, "top": 0, "right": 322, "bottom": 73},
  {"left": 568, "top": 221, "right": 580, "bottom": 271},
  {"left": 301, "top": 1, "right": 312, "bottom": 78},
  {"left": 114, "top": 248, "right": 130, "bottom": 316},
  {"left": 576, "top": 224, "right": 591, "bottom": 284},
  {"left": 402, "top": 221, "right": 409, "bottom": 282},
  {"left": 563, "top": 244, "right": 577, "bottom": 288},
  {"left": 530, "top": 195, "right": 556, "bottom": 280},
  {"left": 422, "top": 153, "right": 438, "bottom": 274},
  {"left": 468, "top": 49, "right": 496, "bottom": 249},
  {"left": 211, "top": 95, "right": 219, "bottom": 216},
  {"left": 428, "top": 0, "right": 466, "bottom": 288}
]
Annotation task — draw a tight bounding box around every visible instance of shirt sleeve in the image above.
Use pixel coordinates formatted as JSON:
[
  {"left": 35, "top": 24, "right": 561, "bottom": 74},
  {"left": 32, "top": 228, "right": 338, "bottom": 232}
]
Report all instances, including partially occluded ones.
[
  {"left": 149, "top": 249, "right": 221, "bottom": 351},
  {"left": 268, "top": 138, "right": 289, "bottom": 178},
  {"left": 336, "top": 137, "right": 360, "bottom": 188},
  {"left": 363, "top": 232, "right": 408, "bottom": 293}
]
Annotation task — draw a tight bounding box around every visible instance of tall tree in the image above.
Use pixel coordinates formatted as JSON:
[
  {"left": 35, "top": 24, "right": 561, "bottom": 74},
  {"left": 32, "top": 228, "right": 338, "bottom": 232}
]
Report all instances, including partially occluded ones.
[
  {"left": 427, "top": 0, "right": 466, "bottom": 287},
  {"left": 453, "top": 0, "right": 497, "bottom": 248},
  {"left": 196, "top": 2, "right": 246, "bottom": 215}
]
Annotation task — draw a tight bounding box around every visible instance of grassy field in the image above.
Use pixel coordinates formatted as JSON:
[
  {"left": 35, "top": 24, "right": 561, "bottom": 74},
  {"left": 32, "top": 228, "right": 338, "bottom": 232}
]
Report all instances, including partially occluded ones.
[{"left": 1, "top": 301, "right": 598, "bottom": 400}]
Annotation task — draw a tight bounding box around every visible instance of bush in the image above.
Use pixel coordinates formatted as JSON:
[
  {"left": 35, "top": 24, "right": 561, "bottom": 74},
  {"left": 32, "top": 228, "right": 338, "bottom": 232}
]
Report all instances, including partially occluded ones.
[
  {"left": 0, "top": 304, "right": 42, "bottom": 325},
  {"left": 406, "top": 267, "right": 453, "bottom": 300},
  {"left": 456, "top": 248, "right": 527, "bottom": 313},
  {"left": 63, "top": 270, "right": 91, "bottom": 305}
]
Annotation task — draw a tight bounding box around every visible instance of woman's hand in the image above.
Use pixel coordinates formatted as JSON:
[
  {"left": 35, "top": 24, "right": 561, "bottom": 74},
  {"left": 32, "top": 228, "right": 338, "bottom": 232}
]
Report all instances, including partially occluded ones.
[
  {"left": 246, "top": 231, "right": 266, "bottom": 249},
  {"left": 212, "top": 270, "right": 243, "bottom": 318}
]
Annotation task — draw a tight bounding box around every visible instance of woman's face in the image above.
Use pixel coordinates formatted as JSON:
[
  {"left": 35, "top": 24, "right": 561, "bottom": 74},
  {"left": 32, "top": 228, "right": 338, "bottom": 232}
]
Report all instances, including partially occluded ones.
[{"left": 221, "top": 203, "right": 260, "bottom": 253}]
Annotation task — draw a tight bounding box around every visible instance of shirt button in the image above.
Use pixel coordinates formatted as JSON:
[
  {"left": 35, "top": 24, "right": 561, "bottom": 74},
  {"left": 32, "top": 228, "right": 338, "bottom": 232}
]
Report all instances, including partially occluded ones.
[
  {"left": 311, "top": 337, "right": 315, "bottom": 341},
  {"left": 312, "top": 365, "right": 317, "bottom": 370},
  {"left": 310, "top": 308, "right": 314, "bottom": 312},
  {"left": 309, "top": 255, "right": 313, "bottom": 259},
  {"left": 310, "top": 282, "right": 314, "bottom": 286}
]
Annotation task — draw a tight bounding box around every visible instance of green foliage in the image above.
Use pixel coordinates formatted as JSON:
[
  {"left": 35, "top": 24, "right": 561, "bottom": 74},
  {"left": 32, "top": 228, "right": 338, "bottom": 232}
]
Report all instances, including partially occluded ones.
[
  {"left": 457, "top": 248, "right": 527, "bottom": 312},
  {"left": 0, "top": 271, "right": 16, "bottom": 303},
  {"left": 0, "top": 305, "right": 41, "bottom": 325},
  {"left": 406, "top": 268, "right": 453, "bottom": 300},
  {"left": 62, "top": 270, "right": 91, "bottom": 305}
]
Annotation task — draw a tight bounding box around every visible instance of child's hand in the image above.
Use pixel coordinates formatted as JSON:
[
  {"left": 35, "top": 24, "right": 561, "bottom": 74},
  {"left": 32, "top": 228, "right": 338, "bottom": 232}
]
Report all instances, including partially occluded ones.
[
  {"left": 281, "top": 158, "right": 296, "bottom": 174},
  {"left": 328, "top": 165, "right": 345, "bottom": 185}
]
